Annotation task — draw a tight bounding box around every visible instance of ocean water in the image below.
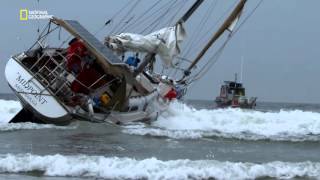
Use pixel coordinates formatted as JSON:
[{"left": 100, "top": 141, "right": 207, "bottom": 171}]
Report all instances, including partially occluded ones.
[{"left": 0, "top": 94, "right": 320, "bottom": 179}]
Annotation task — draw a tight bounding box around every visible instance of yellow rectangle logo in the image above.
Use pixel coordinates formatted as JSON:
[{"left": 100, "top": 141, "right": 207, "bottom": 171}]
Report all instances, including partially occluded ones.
[{"left": 20, "top": 9, "right": 28, "bottom": 21}]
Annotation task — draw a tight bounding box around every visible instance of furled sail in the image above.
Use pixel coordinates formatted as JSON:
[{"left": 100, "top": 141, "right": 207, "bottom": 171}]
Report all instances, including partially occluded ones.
[{"left": 105, "top": 23, "right": 186, "bottom": 67}]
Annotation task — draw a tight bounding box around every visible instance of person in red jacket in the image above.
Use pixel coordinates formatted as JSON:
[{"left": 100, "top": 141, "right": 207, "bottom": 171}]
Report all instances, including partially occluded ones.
[
  {"left": 164, "top": 88, "right": 177, "bottom": 101},
  {"left": 67, "top": 38, "right": 95, "bottom": 94},
  {"left": 66, "top": 38, "right": 88, "bottom": 74}
]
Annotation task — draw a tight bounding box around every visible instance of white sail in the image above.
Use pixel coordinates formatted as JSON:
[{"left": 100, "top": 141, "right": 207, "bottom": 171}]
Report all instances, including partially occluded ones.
[{"left": 105, "top": 23, "right": 186, "bottom": 67}]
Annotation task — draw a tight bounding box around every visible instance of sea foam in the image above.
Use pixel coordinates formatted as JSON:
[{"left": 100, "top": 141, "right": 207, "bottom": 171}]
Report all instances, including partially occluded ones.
[
  {"left": 1, "top": 98, "right": 320, "bottom": 141},
  {"left": 0, "top": 153, "right": 319, "bottom": 180},
  {"left": 0, "top": 99, "right": 21, "bottom": 123},
  {"left": 123, "top": 101, "right": 320, "bottom": 141}
]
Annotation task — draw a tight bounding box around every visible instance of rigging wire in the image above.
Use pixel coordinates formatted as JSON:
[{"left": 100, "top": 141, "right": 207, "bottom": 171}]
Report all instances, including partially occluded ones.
[
  {"left": 141, "top": 0, "right": 179, "bottom": 34},
  {"left": 232, "top": 0, "right": 264, "bottom": 35},
  {"left": 127, "top": 0, "right": 173, "bottom": 33},
  {"left": 164, "top": 1, "right": 192, "bottom": 78},
  {"left": 151, "top": 0, "right": 188, "bottom": 76},
  {"left": 160, "top": 0, "right": 187, "bottom": 28},
  {"left": 119, "top": 0, "right": 163, "bottom": 33},
  {"left": 35, "top": 0, "right": 41, "bottom": 38},
  {"left": 189, "top": 37, "right": 231, "bottom": 84},
  {"left": 60, "top": 1, "right": 136, "bottom": 48},
  {"left": 183, "top": 0, "right": 238, "bottom": 59},
  {"left": 115, "top": 15, "right": 136, "bottom": 34},
  {"left": 138, "top": 0, "right": 178, "bottom": 34},
  {"left": 108, "top": 0, "right": 136, "bottom": 33},
  {"left": 110, "top": 0, "right": 142, "bottom": 34},
  {"left": 185, "top": 0, "right": 265, "bottom": 85},
  {"left": 94, "top": 0, "right": 135, "bottom": 36},
  {"left": 182, "top": 0, "right": 218, "bottom": 58},
  {"left": 172, "top": 0, "right": 219, "bottom": 78},
  {"left": 158, "top": 0, "right": 189, "bottom": 77},
  {"left": 152, "top": 0, "right": 180, "bottom": 31}
]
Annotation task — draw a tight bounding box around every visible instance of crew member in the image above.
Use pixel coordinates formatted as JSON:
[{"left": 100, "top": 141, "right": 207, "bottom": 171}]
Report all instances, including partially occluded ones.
[
  {"left": 66, "top": 38, "right": 100, "bottom": 94},
  {"left": 66, "top": 38, "right": 88, "bottom": 74}
]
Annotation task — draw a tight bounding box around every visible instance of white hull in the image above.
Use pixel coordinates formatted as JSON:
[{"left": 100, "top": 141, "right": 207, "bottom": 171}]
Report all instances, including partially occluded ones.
[
  {"left": 5, "top": 57, "right": 72, "bottom": 125},
  {"left": 5, "top": 55, "right": 168, "bottom": 125}
]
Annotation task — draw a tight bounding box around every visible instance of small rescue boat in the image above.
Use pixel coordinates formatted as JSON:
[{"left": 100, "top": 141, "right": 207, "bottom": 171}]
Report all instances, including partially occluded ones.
[{"left": 215, "top": 74, "right": 257, "bottom": 109}]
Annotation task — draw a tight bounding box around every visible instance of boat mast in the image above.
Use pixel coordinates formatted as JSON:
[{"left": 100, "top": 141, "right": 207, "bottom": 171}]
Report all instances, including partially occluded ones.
[
  {"left": 183, "top": 0, "right": 247, "bottom": 78},
  {"left": 178, "top": 0, "right": 204, "bottom": 23},
  {"left": 134, "top": 0, "right": 204, "bottom": 76}
]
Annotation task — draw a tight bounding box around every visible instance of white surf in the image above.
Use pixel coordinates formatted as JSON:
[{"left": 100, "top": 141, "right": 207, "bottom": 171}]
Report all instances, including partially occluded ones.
[
  {"left": 123, "top": 101, "right": 320, "bottom": 141},
  {"left": 0, "top": 153, "right": 319, "bottom": 180}
]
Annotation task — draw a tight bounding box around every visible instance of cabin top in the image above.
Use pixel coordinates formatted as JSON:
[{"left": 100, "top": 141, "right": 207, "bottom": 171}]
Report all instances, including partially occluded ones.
[
  {"left": 50, "top": 17, "right": 145, "bottom": 88},
  {"left": 51, "top": 17, "right": 125, "bottom": 66},
  {"left": 223, "top": 81, "right": 243, "bottom": 89}
]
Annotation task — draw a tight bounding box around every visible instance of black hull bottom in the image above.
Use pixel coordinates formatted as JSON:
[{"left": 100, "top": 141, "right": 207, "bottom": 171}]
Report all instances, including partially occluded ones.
[
  {"left": 9, "top": 109, "right": 45, "bottom": 124},
  {"left": 8, "top": 85, "right": 73, "bottom": 126}
]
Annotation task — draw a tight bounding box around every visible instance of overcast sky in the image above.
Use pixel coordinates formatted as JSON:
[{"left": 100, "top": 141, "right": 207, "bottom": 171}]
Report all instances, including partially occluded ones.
[{"left": 0, "top": 0, "right": 319, "bottom": 103}]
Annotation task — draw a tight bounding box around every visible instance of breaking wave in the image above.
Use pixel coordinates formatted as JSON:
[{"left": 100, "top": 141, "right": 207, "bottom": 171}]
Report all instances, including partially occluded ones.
[
  {"left": 0, "top": 99, "right": 21, "bottom": 123},
  {"left": 0, "top": 153, "right": 319, "bottom": 180},
  {"left": 0, "top": 122, "right": 75, "bottom": 131},
  {"left": 0, "top": 99, "right": 74, "bottom": 131},
  {"left": 1, "top": 98, "right": 320, "bottom": 141},
  {"left": 123, "top": 101, "right": 320, "bottom": 141}
]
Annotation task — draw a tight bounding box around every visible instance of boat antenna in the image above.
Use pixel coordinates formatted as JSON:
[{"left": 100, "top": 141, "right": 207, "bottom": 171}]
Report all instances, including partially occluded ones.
[
  {"left": 36, "top": 0, "right": 40, "bottom": 38},
  {"left": 179, "top": 0, "right": 247, "bottom": 82},
  {"left": 235, "top": 73, "right": 238, "bottom": 83},
  {"left": 240, "top": 55, "right": 244, "bottom": 83}
]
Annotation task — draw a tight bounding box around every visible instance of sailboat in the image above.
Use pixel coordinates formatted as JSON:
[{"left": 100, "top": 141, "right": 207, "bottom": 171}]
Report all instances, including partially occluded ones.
[{"left": 5, "top": 0, "right": 251, "bottom": 125}]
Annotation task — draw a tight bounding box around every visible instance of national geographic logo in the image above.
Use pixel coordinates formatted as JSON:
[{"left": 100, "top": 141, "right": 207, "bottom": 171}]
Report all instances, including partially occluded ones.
[
  {"left": 19, "top": 9, "right": 53, "bottom": 21},
  {"left": 20, "top": 9, "right": 28, "bottom": 21}
]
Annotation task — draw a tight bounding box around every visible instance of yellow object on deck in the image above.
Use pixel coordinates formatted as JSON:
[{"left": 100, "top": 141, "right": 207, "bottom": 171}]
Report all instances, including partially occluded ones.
[{"left": 100, "top": 93, "right": 111, "bottom": 106}]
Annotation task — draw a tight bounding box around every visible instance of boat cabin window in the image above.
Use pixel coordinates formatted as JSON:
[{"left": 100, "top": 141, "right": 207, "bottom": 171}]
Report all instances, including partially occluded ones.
[{"left": 235, "top": 88, "right": 245, "bottom": 96}]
